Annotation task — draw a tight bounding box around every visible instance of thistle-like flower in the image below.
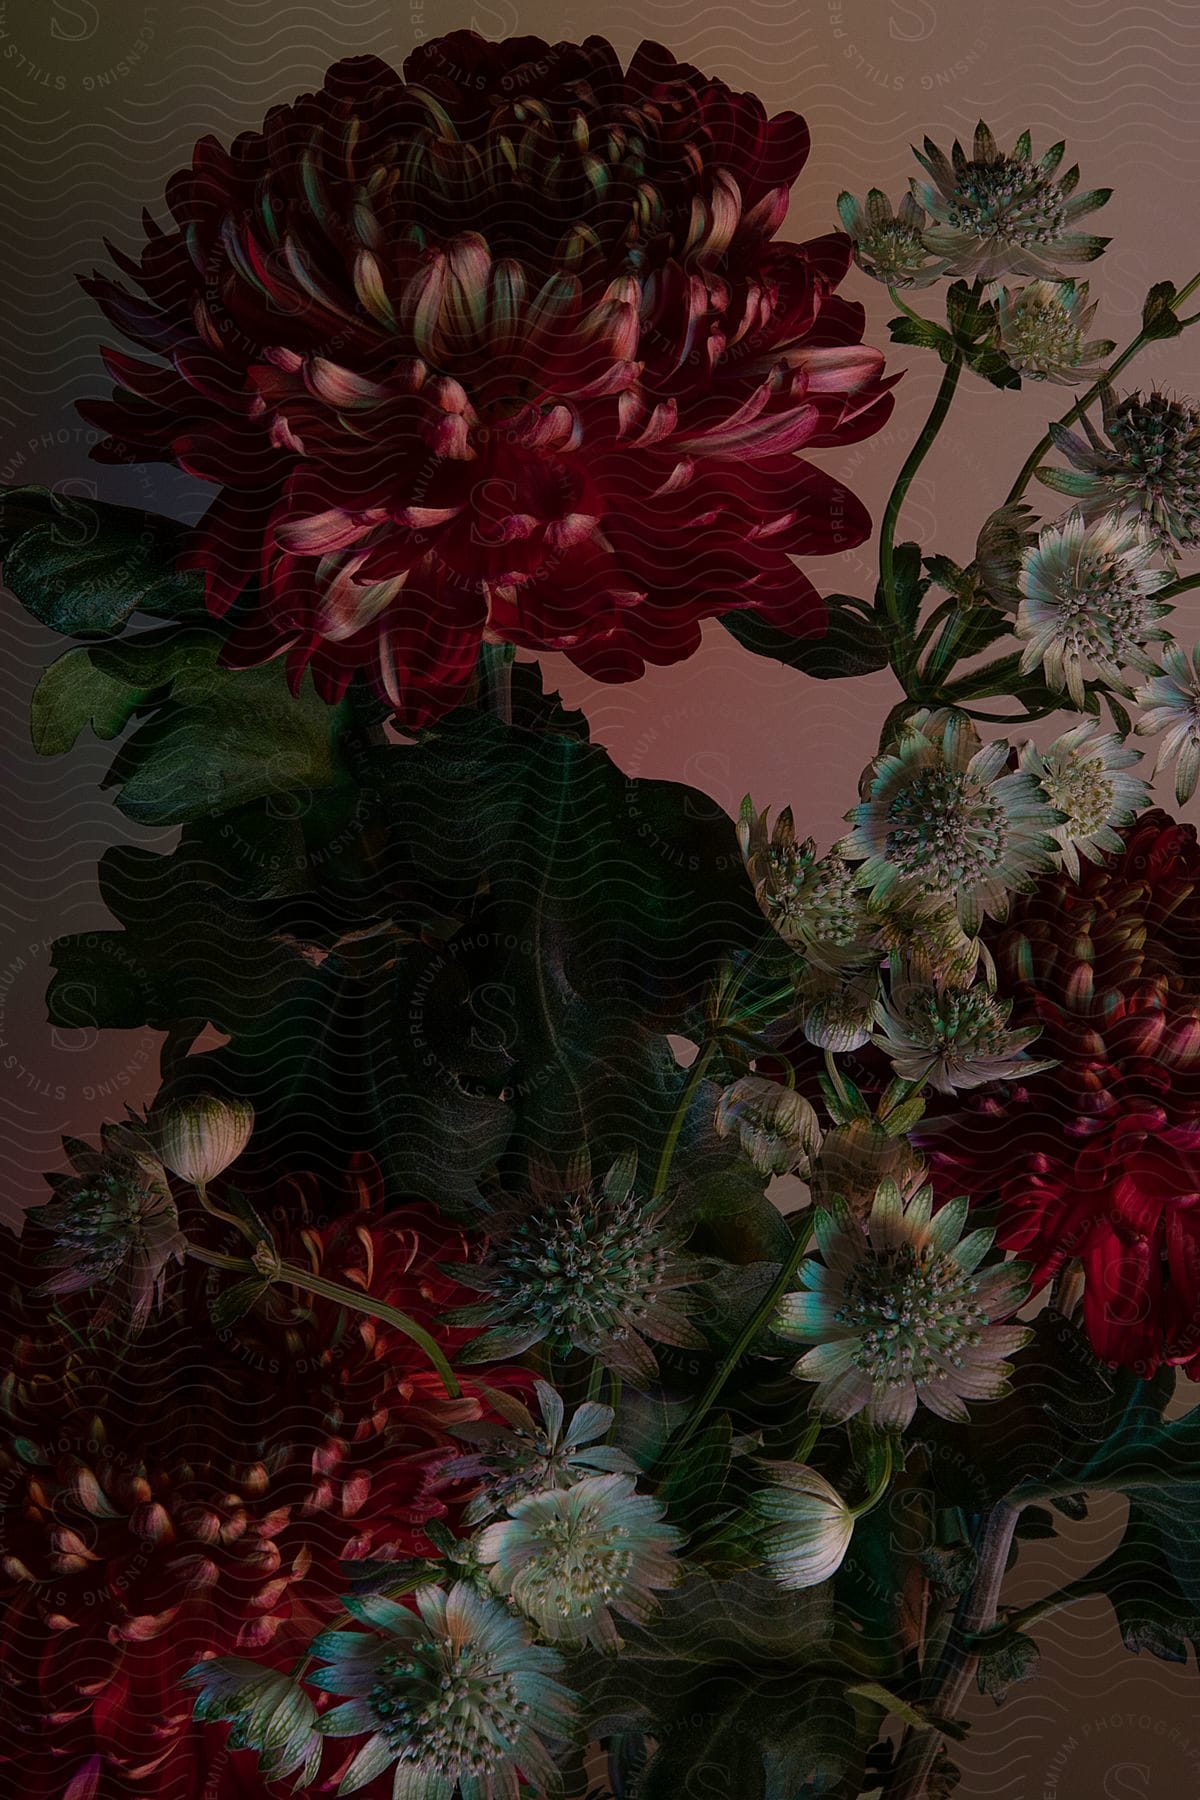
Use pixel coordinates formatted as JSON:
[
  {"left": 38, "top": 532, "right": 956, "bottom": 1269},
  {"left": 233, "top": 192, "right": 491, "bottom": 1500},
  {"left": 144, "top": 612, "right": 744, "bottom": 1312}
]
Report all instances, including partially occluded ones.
[
  {"left": 29, "top": 1126, "right": 186, "bottom": 1332},
  {"left": 1016, "top": 509, "right": 1173, "bottom": 706},
  {"left": 715, "top": 1075, "right": 823, "bottom": 1176},
  {"left": 1136, "top": 640, "right": 1200, "bottom": 802},
  {"left": 444, "top": 1379, "right": 637, "bottom": 1527},
  {"left": 836, "top": 189, "right": 949, "bottom": 288},
  {"left": 1019, "top": 722, "right": 1149, "bottom": 879},
  {"left": 988, "top": 279, "right": 1114, "bottom": 384},
  {"left": 155, "top": 1092, "right": 254, "bottom": 1188},
  {"left": 776, "top": 1178, "right": 1031, "bottom": 1429},
  {"left": 840, "top": 709, "right": 1063, "bottom": 934},
  {"left": 911, "top": 122, "right": 1111, "bottom": 280},
  {"left": 750, "top": 1464, "right": 855, "bottom": 1590},
  {"left": 738, "top": 798, "right": 876, "bottom": 966},
  {"left": 446, "top": 1151, "right": 705, "bottom": 1384},
  {"left": 1037, "top": 386, "right": 1200, "bottom": 547},
  {"left": 872, "top": 973, "right": 1053, "bottom": 1094},
  {"left": 311, "top": 1582, "right": 578, "bottom": 1798},
  {"left": 184, "top": 1660, "right": 322, "bottom": 1788},
  {"left": 475, "top": 1473, "right": 682, "bottom": 1650}
]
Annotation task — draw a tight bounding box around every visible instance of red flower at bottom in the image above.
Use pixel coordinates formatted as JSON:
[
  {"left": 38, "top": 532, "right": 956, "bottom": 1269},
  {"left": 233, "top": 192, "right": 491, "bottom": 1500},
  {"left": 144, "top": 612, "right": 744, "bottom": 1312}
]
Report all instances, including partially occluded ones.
[
  {"left": 0, "top": 1159, "right": 528, "bottom": 1797},
  {"left": 920, "top": 810, "right": 1200, "bottom": 1377}
]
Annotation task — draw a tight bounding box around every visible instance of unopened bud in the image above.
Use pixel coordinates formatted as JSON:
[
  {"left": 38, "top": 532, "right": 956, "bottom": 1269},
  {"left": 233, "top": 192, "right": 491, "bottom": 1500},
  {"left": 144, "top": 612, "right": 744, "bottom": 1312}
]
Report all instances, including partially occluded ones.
[{"left": 157, "top": 1095, "right": 254, "bottom": 1188}]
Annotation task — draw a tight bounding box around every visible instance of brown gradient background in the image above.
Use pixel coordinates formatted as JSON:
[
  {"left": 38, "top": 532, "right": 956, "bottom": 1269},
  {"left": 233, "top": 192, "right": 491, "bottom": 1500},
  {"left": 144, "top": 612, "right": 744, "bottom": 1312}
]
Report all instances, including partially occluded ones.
[{"left": 2, "top": 2, "right": 1199, "bottom": 1794}]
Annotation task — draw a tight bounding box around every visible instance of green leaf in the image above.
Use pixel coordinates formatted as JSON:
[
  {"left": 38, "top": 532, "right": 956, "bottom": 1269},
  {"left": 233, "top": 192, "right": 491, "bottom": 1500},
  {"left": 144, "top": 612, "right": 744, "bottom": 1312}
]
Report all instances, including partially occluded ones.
[
  {"left": 888, "top": 315, "right": 956, "bottom": 356},
  {"left": 0, "top": 485, "right": 204, "bottom": 635},
  {"left": 30, "top": 644, "right": 152, "bottom": 754},
  {"left": 965, "top": 347, "right": 1022, "bottom": 391},
  {"left": 882, "top": 542, "right": 931, "bottom": 636},
  {"left": 975, "top": 1630, "right": 1039, "bottom": 1702},
  {"left": 1142, "top": 281, "right": 1184, "bottom": 341},
  {"left": 721, "top": 597, "right": 889, "bottom": 680},
  {"left": 659, "top": 1414, "right": 733, "bottom": 1538}
]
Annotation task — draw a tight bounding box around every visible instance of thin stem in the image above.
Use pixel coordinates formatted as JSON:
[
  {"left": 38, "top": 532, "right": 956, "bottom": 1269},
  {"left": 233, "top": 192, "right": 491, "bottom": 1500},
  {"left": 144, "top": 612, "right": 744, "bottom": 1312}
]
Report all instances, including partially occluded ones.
[
  {"left": 186, "top": 1244, "right": 461, "bottom": 1398},
  {"left": 888, "top": 286, "right": 929, "bottom": 325},
  {"left": 850, "top": 1440, "right": 894, "bottom": 1519},
  {"left": 1157, "top": 571, "right": 1200, "bottom": 605},
  {"left": 657, "top": 1213, "right": 815, "bottom": 1474},
  {"left": 1004, "top": 269, "right": 1200, "bottom": 508},
  {"left": 650, "top": 1039, "right": 717, "bottom": 1200},
  {"left": 889, "top": 1500, "right": 1022, "bottom": 1799},
  {"left": 879, "top": 355, "right": 963, "bottom": 690},
  {"left": 824, "top": 1046, "right": 852, "bottom": 1112}
]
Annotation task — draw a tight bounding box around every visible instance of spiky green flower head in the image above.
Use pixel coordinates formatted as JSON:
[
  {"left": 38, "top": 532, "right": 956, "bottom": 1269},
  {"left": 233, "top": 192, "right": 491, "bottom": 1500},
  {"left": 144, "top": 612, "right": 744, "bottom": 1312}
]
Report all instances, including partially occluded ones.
[
  {"left": 1020, "top": 722, "right": 1149, "bottom": 880},
  {"left": 872, "top": 969, "right": 1053, "bottom": 1095},
  {"left": 836, "top": 189, "right": 949, "bottom": 288},
  {"left": 475, "top": 1473, "right": 682, "bottom": 1651},
  {"left": 184, "top": 1659, "right": 322, "bottom": 1788},
  {"left": 839, "top": 708, "right": 1063, "bottom": 935},
  {"left": 988, "top": 278, "right": 1114, "bottom": 384},
  {"left": 777, "top": 1178, "right": 1031, "bottom": 1430},
  {"left": 912, "top": 122, "right": 1111, "bottom": 280},
  {"left": 446, "top": 1149, "right": 705, "bottom": 1385},
  {"left": 1136, "top": 639, "right": 1200, "bottom": 802},
  {"left": 750, "top": 1464, "right": 855, "bottom": 1590},
  {"left": 738, "top": 797, "right": 877, "bottom": 968},
  {"left": 445, "top": 1378, "right": 638, "bottom": 1527},
  {"left": 311, "top": 1582, "right": 577, "bottom": 1799},
  {"left": 1038, "top": 386, "right": 1200, "bottom": 548},
  {"left": 1017, "top": 508, "right": 1173, "bottom": 708},
  {"left": 30, "top": 1124, "right": 186, "bottom": 1333},
  {"left": 715, "top": 1075, "right": 823, "bottom": 1176}
]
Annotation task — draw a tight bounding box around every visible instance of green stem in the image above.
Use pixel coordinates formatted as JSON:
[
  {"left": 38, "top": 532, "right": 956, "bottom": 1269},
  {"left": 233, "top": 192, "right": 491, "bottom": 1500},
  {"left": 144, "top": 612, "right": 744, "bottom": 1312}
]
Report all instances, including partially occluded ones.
[
  {"left": 850, "top": 1440, "right": 894, "bottom": 1519},
  {"left": 879, "top": 355, "right": 963, "bottom": 691},
  {"left": 186, "top": 1244, "right": 461, "bottom": 1398},
  {"left": 888, "top": 286, "right": 930, "bottom": 326},
  {"left": 657, "top": 1213, "right": 815, "bottom": 1473},
  {"left": 1157, "top": 571, "right": 1200, "bottom": 605},
  {"left": 1004, "top": 269, "right": 1200, "bottom": 508},
  {"left": 824, "top": 1046, "right": 852, "bottom": 1113},
  {"left": 650, "top": 1040, "right": 717, "bottom": 1201}
]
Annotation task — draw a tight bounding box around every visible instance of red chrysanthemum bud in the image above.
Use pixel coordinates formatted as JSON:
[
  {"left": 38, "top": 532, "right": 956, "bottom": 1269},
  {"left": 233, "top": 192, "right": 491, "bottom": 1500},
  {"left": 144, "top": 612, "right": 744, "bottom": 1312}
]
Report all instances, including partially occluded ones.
[{"left": 79, "top": 32, "right": 894, "bottom": 725}]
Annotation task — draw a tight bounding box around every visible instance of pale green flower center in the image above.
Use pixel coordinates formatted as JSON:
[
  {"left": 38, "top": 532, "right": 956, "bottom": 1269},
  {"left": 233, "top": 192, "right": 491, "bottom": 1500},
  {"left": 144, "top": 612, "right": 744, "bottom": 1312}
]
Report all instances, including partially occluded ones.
[
  {"left": 496, "top": 1203, "right": 668, "bottom": 1343},
  {"left": 1048, "top": 557, "right": 1155, "bottom": 655},
  {"left": 884, "top": 768, "right": 1009, "bottom": 892},
  {"left": 904, "top": 988, "right": 1010, "bottom": 1056},
  {"left": 1039, "top": 754, "right": 1115, "bottom": 836},
  {"left": 859, "top": 218, "right": 928, "bottom": 277},
  {"left": 805, "top": 857, "right": 868, "bottom": 945},
  {"left": 369, "top": 1640, "right": 528, "bottom": 1776},
  {"left": 528, "top": 1508, "right": 634, "bottom": 1616},
  {"left": 1005, "top": 301, "right": 1083, "bottom": 372},
  {"left": 944, "top": 159, "right": 1069, "bottom": 244},
  {"left": 837, "top": 1244, "right": 987, "bottom": 1388}
]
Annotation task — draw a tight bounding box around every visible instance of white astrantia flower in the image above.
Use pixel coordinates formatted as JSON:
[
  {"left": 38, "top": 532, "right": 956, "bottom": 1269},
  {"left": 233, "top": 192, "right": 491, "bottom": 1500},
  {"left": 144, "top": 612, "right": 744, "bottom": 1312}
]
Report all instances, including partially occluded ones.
[
  {"left": 776, "top": 1179, "right": 1032, "bottom": 1431},
  {"left": 1038, "top": 386, "right": 1200, "bottom": 548},
  {"left": 184, "top": 1659, "right": 322, "bottom": 1788},
  {"left": 715, "top": 1076, "right": 823, "bottom": 1176},
  {"left": 989, "top": 278, "right": 1114, "bottom": 384},
  {"left": 751, "top": 1464, "right": 855, "bottom": 1590},
  {"left": 444, "top": 1379, "right": 637, "bottom": 1527},
  {"left": 475, "top": 1473, "right": 682, "bottom": 1652},
  {"left": 1020, "top": 722, "right": 1149, "bottom": 880},
  {"left": 872, "top": 972, "right": 1054, "bottom": 1095},
  {"left": 836, "top": 188, "right": 949, "bottom": 288},
  {"left": 310, "top": 1581, "right": 577, "bottom": 1800},
  {"left": 839, "top": 708, "right": 1062, "bottom": 934},
  {"left": 1016, "top": 509, "right": 1173, "bottom": 708},
  {"left": 738, "top": 798, "right": 878, "bottom": 968},
  {"left": 1136, "top": 640, "right": 1200, "bottom": 803},
  {"left": 912, "top": 122, "right": 1111, "bottom": 281}
]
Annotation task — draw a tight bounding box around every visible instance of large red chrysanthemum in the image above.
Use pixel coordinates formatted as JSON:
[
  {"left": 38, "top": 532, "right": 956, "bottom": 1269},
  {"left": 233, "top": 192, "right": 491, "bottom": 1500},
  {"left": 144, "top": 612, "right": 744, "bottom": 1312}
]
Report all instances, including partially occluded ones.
[
  {"left": 919, "top": 811, "right": 1200, "bottom": 1377},
  {"left": 0, "top": 1157, "right": 529, "bottom": 1797},
  {"left": 80, "top": 32, "right": 894, "bottom": 724}
]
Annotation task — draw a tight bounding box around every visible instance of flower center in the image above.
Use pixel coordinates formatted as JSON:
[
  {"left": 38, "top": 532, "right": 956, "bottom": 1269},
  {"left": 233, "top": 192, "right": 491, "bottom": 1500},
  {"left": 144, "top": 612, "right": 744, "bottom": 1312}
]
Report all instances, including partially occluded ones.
[
  {"left": 837, "top": 1244, "right": 987, "bottom": 1388},
  {"left": 945, "top": 160, "right": 1069, "bottom": 244},
  {"left": 496, "top": 1201, "right": 668, "bottom": 1344},
  {"left": 1006, "top": 302, "right": 1083, "bottom": 372},
  {"left": 369, "top": 1639, "right": 528, "bottom": 1778},
  {"left": 884, "top": 768, "right": 1009, "bottom": 893},
  {"left": 527, "top": 1505, "right": 634, "bottom": 1617},
  {"left": 1039, "top": 754, "right": 1115, "bottom": 837},
  {"left": 1050, "top": 557, "right": 1155, "bottom": 657},
  {"left": 907, "top": 988, "right": 1009, "bottom": 1056}
]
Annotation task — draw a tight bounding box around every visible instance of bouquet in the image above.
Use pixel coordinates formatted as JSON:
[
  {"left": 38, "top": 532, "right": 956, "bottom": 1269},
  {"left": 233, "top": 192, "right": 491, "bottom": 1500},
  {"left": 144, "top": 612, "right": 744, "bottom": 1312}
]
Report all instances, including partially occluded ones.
[{"left": 2, "top": 30, "right": 1199, "bottom": 1800}]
